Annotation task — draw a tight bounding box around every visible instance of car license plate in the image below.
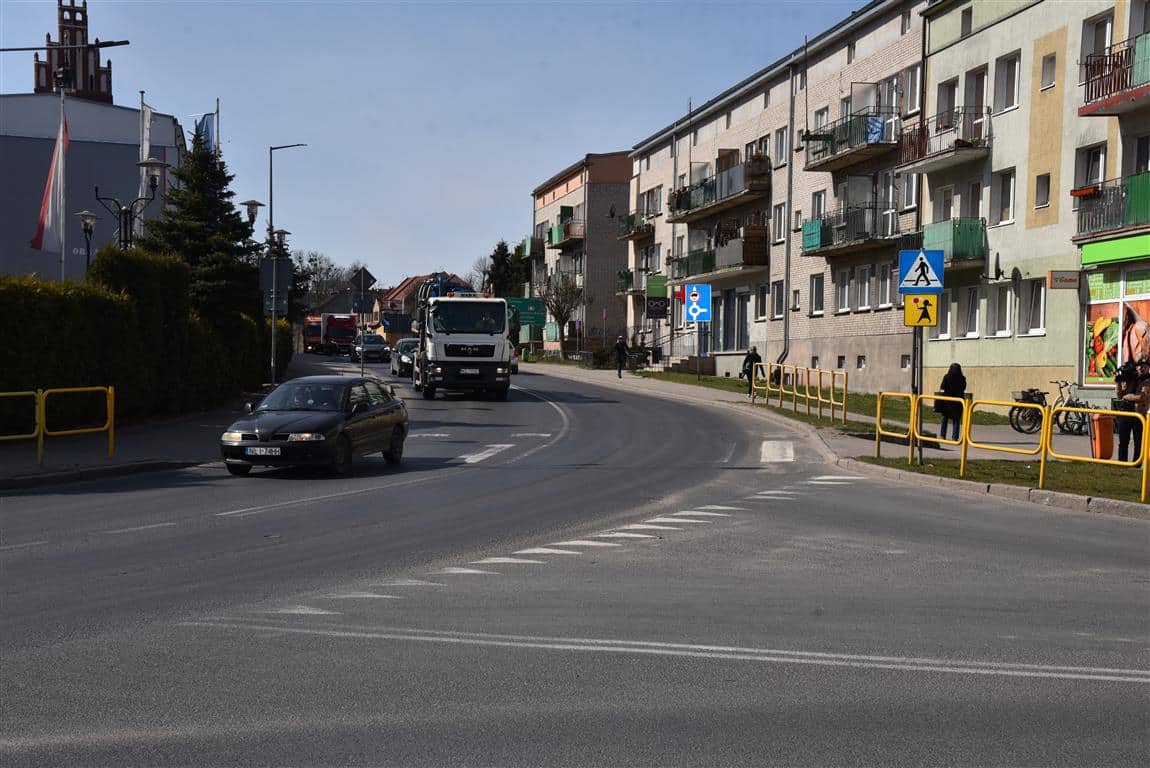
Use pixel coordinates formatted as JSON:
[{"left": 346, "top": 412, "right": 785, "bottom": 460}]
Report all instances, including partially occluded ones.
[
  {"left": 245, "top": 447, "right": 281, "bottom": 456},
  {"left": 461, "top": 368, "right": 480, "bottom": 375}
]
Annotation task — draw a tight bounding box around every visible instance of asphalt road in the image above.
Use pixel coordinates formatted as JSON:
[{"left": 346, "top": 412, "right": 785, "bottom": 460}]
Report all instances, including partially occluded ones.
[{"left": 2, "top": 360, "right": 1147, "bottom": 766}]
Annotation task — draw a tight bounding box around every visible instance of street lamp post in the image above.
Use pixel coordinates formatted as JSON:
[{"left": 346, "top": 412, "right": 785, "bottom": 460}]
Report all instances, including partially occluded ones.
[
  {"left": 265, "top": 144, "right": 305, "bottom": 386},
  {"left": 74, "top": 210, "right": 97, "bottom": 270},
  {"left": 240, "top": 199, "right": 265, "bottom": 265},
  {"left": 94, "top": 158, "right": 169, "bottom": 249},
  {"left": 270, "top": 228, "right": 290, "bottom": 385}
]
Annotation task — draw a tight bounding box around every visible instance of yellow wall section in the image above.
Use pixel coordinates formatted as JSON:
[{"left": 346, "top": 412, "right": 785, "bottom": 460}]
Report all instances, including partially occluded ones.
[{"left": 1026, "top": 26, "right": 1066, "bottom": 230}]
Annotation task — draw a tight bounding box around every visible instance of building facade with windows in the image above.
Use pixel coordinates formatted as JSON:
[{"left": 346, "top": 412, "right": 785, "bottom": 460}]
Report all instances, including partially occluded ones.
[
  {"left": 1074, "top": 0, "right": 1150, "bottom": 393},
  {"left": 530, "top": 153, "right": 631, "bottom": 351},
  {"left": 913, "top": 0, "right": 1115, "bottom": 399}
]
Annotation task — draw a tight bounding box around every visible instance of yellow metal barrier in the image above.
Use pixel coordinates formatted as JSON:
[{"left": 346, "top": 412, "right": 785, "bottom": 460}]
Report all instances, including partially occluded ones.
[
  {"left": 756, "top": 363, "right": 847, "bottom": 425},
  {"left": 915, "top": 393, "right": 973, "bottom": 477},
  {"left": 875, "top": 391, "right": 917, "bottom": 464},
  {"left": 1047, "top": 406, "right": 1148, "bottom": 503},
  {"left": 0, "top": 386, "right": 115, "bottom": 465}
]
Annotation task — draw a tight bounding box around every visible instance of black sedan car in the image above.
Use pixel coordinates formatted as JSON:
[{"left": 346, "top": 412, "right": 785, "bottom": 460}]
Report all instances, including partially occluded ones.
[
  {"left": 390, "top": 338, "right": 420, "bottom": 377},
  {"left": 350, "top": 333, "right": 390, "bottom": 363},
  {"left": 220, "top": 375, "right": 408, "bottom": 476}
]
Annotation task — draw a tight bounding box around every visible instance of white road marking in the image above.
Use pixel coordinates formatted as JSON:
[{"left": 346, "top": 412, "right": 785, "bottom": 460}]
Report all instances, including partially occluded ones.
[
  {"left": 408, "top": 433, "right": 450, "bottom": 438},
  {"left": 216, "top": 472, "right": 453, "bottom": 518},
  {"left": 471, "top": 557, "right": 546, "bottom": 565},
  {"left": 594, "top": 532, "right": 656, "bottom": 539},
  {"left": 327, "top": 593, "right": 403, "bottom": 600},
  {"left": 510, "top": 433, "right": 552, "bottom": 438},
  {"left": 373, "top": 578, "right": 443, "bottom": 587},
  {"left": 806, "top": 480, "right": 853, "bottom": 486},
  {"left": 646, "top": 516, "right": 709, "bottom": 524},
  {"left": 811, "top": 475, "right": 862, "bottom": 481},
  {"left": 514, "top": 547, "right": 580, "bottom": 555},
  {"left": 186, "top": 622, "right": 1150, "bottom": 685},
  {"left": 673, "top": 511, "right": 730, "bottom": 517},
  {"left": 549, "top": 540, "right": 622, "bottom": 548},
  {"left": 430, "top": 567, "right": 498, "bottom": 575},
  {"left": 760, "top": 440, "right": 795, "bottom": 463},
  {"left": 883, "top": 549, "right": 907, "bottom": 555},
  {"left": 103, "top": 522, "right": 179, "bottom": 535},
  {"left": 719, "top": 444, "right": 736, "bottom": 464},
  {"left": 263, "top": 606, "right": 339, "bottom": 615},
  {"left": 0, "top": 540, "right": 48, "bottom": 552},
  {"left": 448, "top": 444, "right": 514, "bottom": 464},
  {"left": 622, "top": 523, "right": 680, "bottom": 531},
  {"left": 699, "top": 505, "right": 747, "bottom": 511}
]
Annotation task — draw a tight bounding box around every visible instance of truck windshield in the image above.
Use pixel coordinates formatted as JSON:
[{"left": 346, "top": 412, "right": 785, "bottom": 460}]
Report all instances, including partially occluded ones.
[
  {"left": 331, "top": 328, "right": 356, "bottom": 340},
  {"left": 305, "top": 323, "right": 321, "bottom": 335},
  {"left": 432, "top": 302, "right": 506, "bottom": 334}
]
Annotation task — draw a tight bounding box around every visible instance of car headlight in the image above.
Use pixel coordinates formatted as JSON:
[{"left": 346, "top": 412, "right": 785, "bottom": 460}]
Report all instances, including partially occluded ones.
[
  {"left": 221, "top": 431, "right": 244, "bottom": 442},
  {"left": 401, "top": 354, "right": 411, "bottom": 363},
  {"left": 496, "top": 367, "right": 508, "bottom": 374},
  {"left": 287, "top": 433, "right": 326, "bottom": 442},
  {"left": 433, "top": 366, "right": 443, "bottom": 374}
]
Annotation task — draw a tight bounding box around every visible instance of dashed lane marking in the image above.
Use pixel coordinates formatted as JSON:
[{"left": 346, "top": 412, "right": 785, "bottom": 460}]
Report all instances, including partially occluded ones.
[
  {"left": 760, "top": 440, "right": 795, "bottom": 463},
  {"left": 408, "top": 433, "right": 450, "bottom": 438},
  {"left": 447, "top": 444, "right": 514, "bottom": 464},
  {"left": 672, "top": 511, "right": 731, "bottom": 517},
  {"left": 549, "top": 540, "right": 622, "bottom": 547},
  {"left": 510, "top": 433, "right": 552, "bottom": 438},
  {"left": 806, "top": 480, "right": 853, "bottom": 485},
  {"left": 102, "top": 522, "right": 178, "bottom": 535},
  {"left": 699, "top": 505, "right": 747, "bottom": 511},
  {"left": 372, "top": 579, "right": 443, "bottom": 587},
  {"left": 811, "top": 475, "right": 863, "bottom": 481},
  {"left": 646, "top": 517, "right": 709, "bottom": 524},
  {"left": 514, "top": 547, "right": 581, "bottom": 556},
  {"left": 594, "top": 532, "right": 656, "bottom": 539},
  {"left": 0, "top": 540, "right": 49, "bottom": 552},
  {"left": 471, "top": 557, "right": 546, "bottom": 565},
  {"left": 327, "top": 593, "right": 403, "bottom": 600},
  {"left": 263, "top": 606, "right": 339, "bottom": 615},
  {"left": 430, "top": 567, "right": 498, "bottom": 575},
  {"left": 622, "top": 524, "right": 681, "bottom": 531}
]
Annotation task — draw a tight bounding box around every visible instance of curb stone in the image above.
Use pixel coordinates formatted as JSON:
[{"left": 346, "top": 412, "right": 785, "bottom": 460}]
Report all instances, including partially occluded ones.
[
  {"left": 1086, "top": 496, "right": 1149, "bottom": 520},
  {"left": 1027, "top": 489, "right": 1091, "bottom": 513},
  {"left": 0, "top": 461, "right": 206, "bottom": 491},
  {"left": 988, "top": 483, "right": 1032, "bottom": 503},
  {"left": 939, "top": 477, "right": 990, "bottom": 495}
]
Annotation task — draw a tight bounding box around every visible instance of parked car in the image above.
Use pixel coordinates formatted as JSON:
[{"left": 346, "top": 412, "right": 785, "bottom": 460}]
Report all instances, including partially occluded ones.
[
  {"left": 350, "top": 333, "right": 390, "bottom": 363},
  {"left": 220, "top": 375, "right": 408, "bottom": 476},
  {"left": 390, "top": 338, "right": 420, "bottom": 377}
]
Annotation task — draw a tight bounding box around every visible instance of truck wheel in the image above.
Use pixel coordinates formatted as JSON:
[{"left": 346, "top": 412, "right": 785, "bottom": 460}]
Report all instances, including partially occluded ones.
[{"left": 422, "top": 386, "right": 436, "bottom": 400}]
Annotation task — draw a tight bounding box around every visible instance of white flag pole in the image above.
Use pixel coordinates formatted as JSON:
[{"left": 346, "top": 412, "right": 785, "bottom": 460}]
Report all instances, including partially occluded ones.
[{"left": 59, "top": 86, "right": 67, "bottom": 281}]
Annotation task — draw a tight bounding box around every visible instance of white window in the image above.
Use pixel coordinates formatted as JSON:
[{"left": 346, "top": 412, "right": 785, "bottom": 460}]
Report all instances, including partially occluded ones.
[
  {"left": 641, "top": 185, "right": 663, "bottom": 216},
  {"left": 837, "top": 356, "right": 846, "bottom": 369},
  {"left": 856, "top": 355, "right": 867, "bottom": 370},
  {"left": 994, "top": 53, "right": 1021, "bottom": 112},
  {"left": 793, "top": 209, "right": 803, "bottom": 232},
  {"left": 792, "top": 289, "right": 800, "bottom": 311},
  {"left": 937, "top": 79, "right": 958, "bottom": 127},
  {"left": 904, "top": 64, "right": 922, "bottom": 114},
  {"left": 901, "top": 354, "right": 911, "bottom": 369},
  {"left": 772, "top": 203, "right": 787, "bottom": 243},
  {"left": 812, "top": 355, "right": 821, "bottom": 369},
  {"left": 1040, "top": 53, "right": 1057, "bottom": 90},
  {"left": 901, "top": 172, "right": 919, "bottom": 210},
  {"left": 991, "top": 169, "right": 1016, "bottom": 225},
  {"left": 1081, "top": 13, "right": 1114, "bottom": 83},
  {"left": 880, "top": 171, "right": 898, "bottom": 236},
  {"left": 774, "top": 127, "right": 789, "bottom": 165},
  {"left": 1035, "top": 173, "right": 1051, "bottom": 208},
  {"left": 877, "top": 263, "right": 892, "bottom": 307},
  {"left": 1019, "top": 279, "right": 1046, "bottom": 334},
  {"left": 960, "top": 7, "right": 973, "bottom": 37},
  {"left": 757, "top": 284, "right": 768, "bottom": 319},
  {"left": 962, "top": 286, "right": 980, "bottom": 337},
  {"left": 745, "top": 141, "right": 756, "bottom": 159},
  {"left": 1076, "top": 145, "right": 1106, "bottom": 188},
  {"left": 811, "top": 190, "right": 826, "bottom": 219},
  {"left": 798, "top": 71, "right": 806, "bottom": 90},
  {"left": 881, "top": 76, "right": 901, "bottom": 139},
  {"left": 771, "top": 280, "right": 785, "bottom": 319},
  {"left": 810, "top": 273, "right": 825, "bottom": 315},
  {"left": 931, "top": 291, "right": 952, "bottom": 340},
  {"left": 846, "top": 42, "right": 856, "bottom": 65},
  {"left": 1134, "top": 134, "right": 1150, "bottom": 174},
  {"left": 901, "top": 10, "right": 912, "bottom": 35},
  {"left": 725, "top": 111, "right": 732, "bottom": 130},
  {"left": 758, "top": 134, "right": 771, "bottom": 158},
  {"left": 675, "top": 235, "right": 684, "bottom": 257},
  {"left": 814, "top": 107, "right": 829, "bottom": 130},
  {"left": 856, "top": 265, "right": 872, "bottom": 310},
  {"left": 835, "top": 268, "right": 851, "bottom": 313},
  {"left": 988, "top": 284, "right": 1012, "bottom": 337},
  {"left": 841, "top": 96, "right": 852, "bottom": 118}
]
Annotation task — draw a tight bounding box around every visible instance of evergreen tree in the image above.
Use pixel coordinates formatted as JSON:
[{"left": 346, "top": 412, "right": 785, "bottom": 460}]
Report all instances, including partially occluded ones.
[{"left": 486, "top": 240, "right": 529, "bottom": 297}]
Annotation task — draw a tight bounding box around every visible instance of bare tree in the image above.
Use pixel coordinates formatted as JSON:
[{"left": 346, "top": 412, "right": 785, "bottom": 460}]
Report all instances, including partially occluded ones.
[
  {"left": 538, "top": 272, "right": 584, "bottom": 360},
  {"left": 467, "top": 254, "right": 491, "bottom": 293},
  {"left": 293, "top": 250, "right": 352, "bottom": 309}
]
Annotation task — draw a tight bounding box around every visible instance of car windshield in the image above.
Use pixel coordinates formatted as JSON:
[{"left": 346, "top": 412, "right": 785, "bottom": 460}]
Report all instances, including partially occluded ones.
[
  {"left": 257, "top": 382, "right": 346, "bottom": 412},
  {"left": 396, "top": 340, "right": 418, "bottom": 353},
  {"left": 361, "top": 336, "right": 385, "bottom": 345},
  {"left": 432, "top": 301, "right": 506, "bottom": 334}
]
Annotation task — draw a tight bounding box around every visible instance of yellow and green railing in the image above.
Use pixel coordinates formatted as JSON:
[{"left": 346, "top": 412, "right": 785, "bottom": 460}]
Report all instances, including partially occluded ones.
[{"left": 0, "top": 386, "right": 115, "bottom": 465}]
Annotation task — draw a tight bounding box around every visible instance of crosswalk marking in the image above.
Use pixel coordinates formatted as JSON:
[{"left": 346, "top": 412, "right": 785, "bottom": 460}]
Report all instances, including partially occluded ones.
[
  {"left": 373, "top": 579, "right": 443, "bottom": 587},
  {"left": 409, "top": 433, "right": 450, "bottom": 438},
  {"left": 471, "top": 557, "right": 546, "bottom": 565},
  {"left": 646, "top": 517, "right": 708, "bottom": 524},
  {"left": 699, "top": 505, "right": 747, "bottom": 511},
  {"left": 549, "top": 540, "right": 622, "bottom": 547},
  {"left": 622, "top": 523, "right": 680, "bottom": 531},
  {"left": 594, "top": 532, "right": 656, "bottom": 539},
  {"left": 264, "top": 606, "right": 339, "bottom": 615},
  {"left": 448, "top": 444, "right": 513, "bottom": 464},
  {"left": 431, "top": 567, "right": 498, "bottom": 575},
  {"left": 806, "top": 480, "right": 852, "bottom": 486},
  {"left": 672, "top": 511, "right": 730, "bottom": 517},
  {"left": 760, "top": 440, "right": 795, "bottom": 463},
  {"left": 326, "top": 592, "right": 403, "bottom": 599},
  {"left": 511, "top": 433, "right": 552, "bottom": 438},
  {"left": 514, "top": 547, "right": 581, "bottom": 555}
]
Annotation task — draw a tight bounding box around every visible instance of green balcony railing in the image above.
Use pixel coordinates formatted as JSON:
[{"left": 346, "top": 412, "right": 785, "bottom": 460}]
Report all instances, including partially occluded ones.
[
  {"left": 1083, "top": 32, "right": 1150, "bottom": 105},
  {"left": 617, "top": 211, "right": 655, "bottom": 239},
  {"left": 800, "top": 205, "right": 890, "bottom": 254},
  {"left": 922, "top": 217, "right": 987, "bottom": 263},
  {"left": 669, "top": 249, "right": 716, "bottom": 280},
  {"left": 804, "top": 107, "right": 899, "bottom": 169},
  {"left": 1075, "top": 172, "right": 1150, "bottom": 238},
  {"left": 617, "top": 269, "right": 636, "bottom": 293},
  {"left": 548, "top": 219, "right": 586, "bottom": 247}
]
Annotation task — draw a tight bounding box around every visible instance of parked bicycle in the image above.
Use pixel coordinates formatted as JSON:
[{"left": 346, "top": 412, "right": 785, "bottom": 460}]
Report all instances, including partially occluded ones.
[
  {"left": 1009, "top": 388, "right": 1047, "bottom": 434},
  {"left": 1051, "top": 379, "right": 1089, "bottom": 435}
]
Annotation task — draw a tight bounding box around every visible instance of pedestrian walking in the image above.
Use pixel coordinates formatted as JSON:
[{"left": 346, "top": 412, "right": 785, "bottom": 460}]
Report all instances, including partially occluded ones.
[
  {"left": 934, "top": 362, "right": 967, "bottom": 441},
  {"left": 740, "top": 346, "right": 762, "bottom": 396},
  {"left": 1114, "top": 358, "right": 1150, "bottom": 463},
  {"left": 615, "top": 335, "right": 628, "bottom": 378}
]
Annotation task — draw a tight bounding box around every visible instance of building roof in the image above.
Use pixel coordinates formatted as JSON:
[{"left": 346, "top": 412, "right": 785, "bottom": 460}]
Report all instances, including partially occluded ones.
[{"left": 530, "top": 151, "right": 630, "bottom": 197}]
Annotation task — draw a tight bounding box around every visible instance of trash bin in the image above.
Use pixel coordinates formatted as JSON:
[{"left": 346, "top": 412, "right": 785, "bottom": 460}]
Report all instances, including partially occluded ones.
[{"left": 1089, "top": 413, "right": 1114, "bottom": 460}]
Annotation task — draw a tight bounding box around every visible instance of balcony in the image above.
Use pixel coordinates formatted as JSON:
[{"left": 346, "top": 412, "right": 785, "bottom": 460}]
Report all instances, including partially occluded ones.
[
  {"left": 1080, "top": 32, "right": 1150, "bottom": 116},
  {"left": 665, "top": 156, "right": 771, "bottom": 224},
  {"left": 922, "top": 217, "right": 987, "bottom": 267},
  {"left": 800, "top": 205, "right": 895, "bottom": 257},
  {"left": 804, "top": 107, "right": 900, "bottom": 172},
  {"left": 669, "top": 249, "right": 716, "bottom": 280},
  {"left": 547, "top": 219, "right": 586, "bottom": 249},
  {"left": 617, "top": 210, "right": 656, "bottom": 241},
  {"left": 1072, "top": 172, "right": 1150, "bottom": 242},
  {"left": 546, "top": 270, "right": 583, "bottom": 291},
  {"left": 714, "top": 225, "right": 770, "bottom": 271},
  {"left": 521, "top": 235, "right": 545, "bottom": 260},
  {"left": 616, "top": 268, "right": 644, "bottom": 295},
  {"left": 896, "top": 107, "right": 990, "bottom": 174}
]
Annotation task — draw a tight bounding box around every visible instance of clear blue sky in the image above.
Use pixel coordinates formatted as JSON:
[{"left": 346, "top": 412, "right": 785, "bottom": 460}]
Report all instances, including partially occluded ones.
[{"left": 1, "top": 0, "right": 861, "bottom": 288}]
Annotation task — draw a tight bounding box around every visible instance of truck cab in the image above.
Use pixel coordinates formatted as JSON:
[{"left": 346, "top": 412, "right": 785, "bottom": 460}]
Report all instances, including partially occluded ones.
[{"left": 412, "top": 281, "right": 512, "bottom": 400}]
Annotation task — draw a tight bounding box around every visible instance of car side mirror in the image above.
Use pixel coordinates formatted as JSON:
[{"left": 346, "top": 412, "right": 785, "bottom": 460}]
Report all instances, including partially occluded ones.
[{"left": 244, "top": 401, "right": 255, "bottom": 414}]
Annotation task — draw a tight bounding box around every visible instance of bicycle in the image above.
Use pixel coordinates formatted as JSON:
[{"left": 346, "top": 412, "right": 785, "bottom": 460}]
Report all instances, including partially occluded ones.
[
  {"left": 1051, "top": 379, "right": 1089, "bottom": 435},
  {"left": 1009, "top": 388, "right": 1047, "bottom": 434}
]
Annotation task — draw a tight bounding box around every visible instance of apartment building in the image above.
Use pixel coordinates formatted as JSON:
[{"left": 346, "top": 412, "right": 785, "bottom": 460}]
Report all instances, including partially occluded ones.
[
  {"left": 530, "top": 153, "right": 631, "bottom": 351},
  {"left": 1074, "top": 0, "right": 1150, "bottom": 394},
  {"left": 620, "top": 0, "right": 925, "bottom": 389},
  {"left": 910, "top": 0, "right": 1118, "bottom": 400}
]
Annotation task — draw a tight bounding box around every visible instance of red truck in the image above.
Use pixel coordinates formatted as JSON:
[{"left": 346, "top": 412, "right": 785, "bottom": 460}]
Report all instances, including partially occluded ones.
[
  {"left": 303, "top": 315, "right": 323, "bottom": 353},
  {"left": 321, "top": 313, "right": 358, "bottom": 355}
]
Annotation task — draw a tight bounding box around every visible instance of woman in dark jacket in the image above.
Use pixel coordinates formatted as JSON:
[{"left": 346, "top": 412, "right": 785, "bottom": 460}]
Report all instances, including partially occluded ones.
[{"left": 935, "top": 362, "right": 967, "bottom": 441}]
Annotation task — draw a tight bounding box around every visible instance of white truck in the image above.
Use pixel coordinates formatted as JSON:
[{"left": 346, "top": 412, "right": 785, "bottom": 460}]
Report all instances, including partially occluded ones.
[{"left": 411, "top": 276, "right": 513, "bottom": 401}]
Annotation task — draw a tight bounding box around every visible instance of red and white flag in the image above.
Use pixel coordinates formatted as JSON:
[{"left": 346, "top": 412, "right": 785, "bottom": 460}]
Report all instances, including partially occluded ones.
[{"left": 30, "top": 113, "right": 70, "bottom": 252}]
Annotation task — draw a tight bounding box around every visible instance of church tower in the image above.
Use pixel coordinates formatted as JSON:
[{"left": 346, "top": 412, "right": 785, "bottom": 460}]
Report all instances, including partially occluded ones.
[{"left": 33, "top": 0, "right": 113, "bottom": 103}]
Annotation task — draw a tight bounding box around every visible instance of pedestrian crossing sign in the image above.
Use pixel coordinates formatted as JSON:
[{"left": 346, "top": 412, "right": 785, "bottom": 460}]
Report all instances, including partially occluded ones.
[
  {"left": 903, "top": 294, "right": 939, "bottom": 327},
  {"left": 898, "top": 249, "right": 945, "bottom": 295}
]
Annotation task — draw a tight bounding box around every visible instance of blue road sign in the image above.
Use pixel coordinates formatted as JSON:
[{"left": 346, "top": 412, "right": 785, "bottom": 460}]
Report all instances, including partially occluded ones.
[
  {"left": 898, "top": 249, "right": 945, "bottom": 295},
  {"left": 685, "top": 283, "right": 712, "bottom": 322}
]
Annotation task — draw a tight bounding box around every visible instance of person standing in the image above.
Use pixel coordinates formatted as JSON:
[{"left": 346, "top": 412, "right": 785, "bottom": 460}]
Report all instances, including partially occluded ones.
[
  {"left": 1114, "top": 358, "right": 1150, "bottom": 463},
  {"left": 741, "top": 346, "right": 762, "bottom": 396},
  {"left": 935, "top": 362, "right": 967, "bottom": 441},
  {"left": 614, "top": 335, "right": 628, "bottom": 378}
]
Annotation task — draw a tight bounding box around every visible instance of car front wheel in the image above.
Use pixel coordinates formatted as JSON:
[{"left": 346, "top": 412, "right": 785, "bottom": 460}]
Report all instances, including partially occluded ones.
[
  {"left": 332, "top": 435, "right": 353, "bottom": 476},
  {"left": 383, "top": 427, "right": 405, "bottom": 465}
]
